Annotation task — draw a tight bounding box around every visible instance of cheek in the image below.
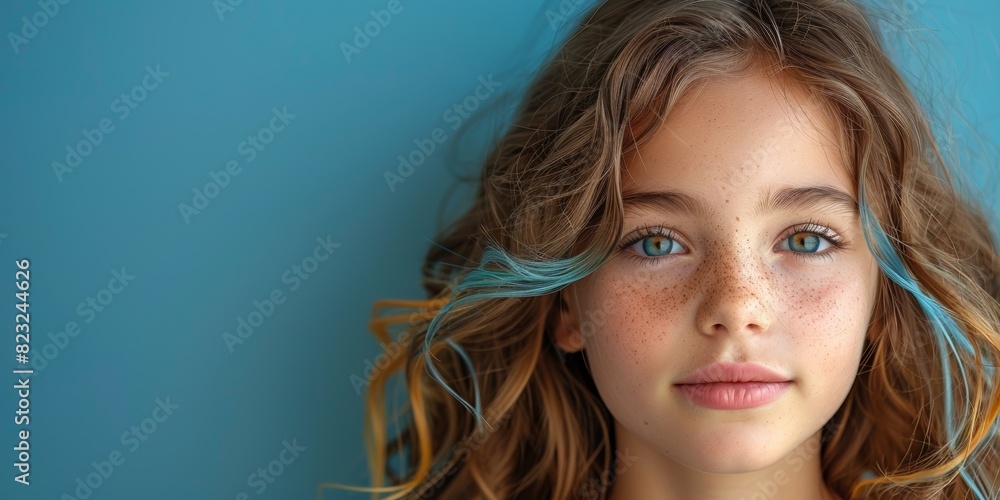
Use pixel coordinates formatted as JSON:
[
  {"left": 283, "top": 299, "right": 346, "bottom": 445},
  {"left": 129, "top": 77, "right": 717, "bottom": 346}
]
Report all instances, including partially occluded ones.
[
  {"left": 576, "top": 265, "right": 693, "bottom": 391},
  {"left": 778, "top": 275, "right": 872, "bottom": 341},
  {"left": 770, "top": 271, "right": 872, "bottom": 396},
  {"left": 744, "top": 264, "right": 875, "bottom": 382},
  {"left": 788, "top": 278, "right": 871, "bottom": 406}
]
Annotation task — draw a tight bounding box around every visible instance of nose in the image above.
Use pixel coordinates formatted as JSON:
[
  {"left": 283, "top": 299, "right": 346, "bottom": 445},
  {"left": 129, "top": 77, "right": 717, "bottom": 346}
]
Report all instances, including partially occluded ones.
[{"left": 695, "top": 244, "right": 776, "bottom": 337}]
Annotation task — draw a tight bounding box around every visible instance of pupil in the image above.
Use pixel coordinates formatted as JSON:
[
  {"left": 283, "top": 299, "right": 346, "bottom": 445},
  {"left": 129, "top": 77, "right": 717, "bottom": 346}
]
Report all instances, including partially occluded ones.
[
  {"left": 794, "top": 234, "right": 819, "bottom": 252},
  {"left": 645, "top": 237, "right": 669, "bottom": 255}
]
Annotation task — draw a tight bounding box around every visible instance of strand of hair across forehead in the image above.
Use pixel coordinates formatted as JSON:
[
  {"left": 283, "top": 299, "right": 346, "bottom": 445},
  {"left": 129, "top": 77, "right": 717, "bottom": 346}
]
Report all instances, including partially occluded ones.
[
  {"left": 421, "top": 240, "right": 608, "bottom": 432},
  {"left": 857, "top": 180, "right": 992, "bottom": 499}
]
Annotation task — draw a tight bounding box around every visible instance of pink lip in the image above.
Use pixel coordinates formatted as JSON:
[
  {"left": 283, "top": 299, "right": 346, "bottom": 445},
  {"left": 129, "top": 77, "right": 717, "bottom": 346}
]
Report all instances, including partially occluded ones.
[{"left": 674, "top": 362, "right": 792, "bottom": 410}]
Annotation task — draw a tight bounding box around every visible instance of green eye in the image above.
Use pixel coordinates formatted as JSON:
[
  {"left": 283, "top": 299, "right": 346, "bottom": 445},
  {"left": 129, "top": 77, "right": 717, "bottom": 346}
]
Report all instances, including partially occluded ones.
[
  {"left": 622, "top": 230, "right": 687, "bottom": 259},
  {"left": 639, "top": 235, "right": 681, "bottom": 257},
  {"left": 782, "top": 232, "right": 832, "bottom": 254}
]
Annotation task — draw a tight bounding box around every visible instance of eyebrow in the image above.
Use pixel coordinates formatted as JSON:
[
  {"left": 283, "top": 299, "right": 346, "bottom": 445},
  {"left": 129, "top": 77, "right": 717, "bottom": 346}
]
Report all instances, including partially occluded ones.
[{"left": 621, "top": 185, "right": 859, "bottom": 218}]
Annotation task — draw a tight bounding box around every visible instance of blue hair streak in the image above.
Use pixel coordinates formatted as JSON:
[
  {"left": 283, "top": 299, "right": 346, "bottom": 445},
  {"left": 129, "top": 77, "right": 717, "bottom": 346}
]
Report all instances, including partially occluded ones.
[
  {"left": 858, "top": 179, "right": 992, "bottom": 499},
  {"left": 420, "top": 240, "right": 610, "bottom": 433}
]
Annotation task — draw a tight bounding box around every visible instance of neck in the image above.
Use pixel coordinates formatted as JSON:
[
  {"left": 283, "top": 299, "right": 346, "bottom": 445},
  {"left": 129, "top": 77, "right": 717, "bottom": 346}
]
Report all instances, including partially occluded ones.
[{"left": 607, "top": 421, "right": 840, "bottom": 500}]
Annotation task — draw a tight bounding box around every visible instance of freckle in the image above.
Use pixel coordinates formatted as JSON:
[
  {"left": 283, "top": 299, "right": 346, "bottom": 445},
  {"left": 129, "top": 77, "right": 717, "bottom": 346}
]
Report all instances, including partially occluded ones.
[{"left": 643, "top": 420, "right": 649, "bottom": 425}]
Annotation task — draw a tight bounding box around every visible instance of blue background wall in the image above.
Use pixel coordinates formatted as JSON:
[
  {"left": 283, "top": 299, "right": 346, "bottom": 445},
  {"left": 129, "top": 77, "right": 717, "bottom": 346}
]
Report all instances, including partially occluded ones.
[{"left": 0, "top": 1, "right": 996, "bottom": 499}]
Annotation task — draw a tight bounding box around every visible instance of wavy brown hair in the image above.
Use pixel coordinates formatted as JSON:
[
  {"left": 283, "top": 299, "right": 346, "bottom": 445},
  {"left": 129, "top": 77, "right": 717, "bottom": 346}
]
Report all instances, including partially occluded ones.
[{"left": 326, "top": 0, "right": 1000, "bottom": 498}]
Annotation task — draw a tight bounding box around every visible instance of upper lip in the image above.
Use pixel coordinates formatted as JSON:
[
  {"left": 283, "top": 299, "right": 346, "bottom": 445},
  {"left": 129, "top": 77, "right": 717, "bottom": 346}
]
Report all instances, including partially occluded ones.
[{"left": 674, "top": 362, "right": 791, "bottom": 384}]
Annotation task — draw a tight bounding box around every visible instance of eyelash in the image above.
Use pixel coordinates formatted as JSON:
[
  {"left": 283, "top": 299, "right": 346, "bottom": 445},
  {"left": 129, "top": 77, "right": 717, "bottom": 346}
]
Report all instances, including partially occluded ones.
[{"left": 617, "top": 219, "right": 847, "bottom": 266}]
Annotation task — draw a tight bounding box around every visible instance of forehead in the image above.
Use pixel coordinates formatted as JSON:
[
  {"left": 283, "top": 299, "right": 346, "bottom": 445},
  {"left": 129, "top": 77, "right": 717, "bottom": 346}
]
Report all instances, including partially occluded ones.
[{"left": 621, "top": 71, "right": 854, "bottom": 204}]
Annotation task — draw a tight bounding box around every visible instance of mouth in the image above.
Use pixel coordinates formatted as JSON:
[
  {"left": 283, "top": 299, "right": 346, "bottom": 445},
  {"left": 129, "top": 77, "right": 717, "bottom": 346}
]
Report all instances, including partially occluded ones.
[
  {"left": 673, "top": 381, "right": 792, "bottom": 410},
  {"left": 673, "top": 362, "right": 792, "bottom": 410}
]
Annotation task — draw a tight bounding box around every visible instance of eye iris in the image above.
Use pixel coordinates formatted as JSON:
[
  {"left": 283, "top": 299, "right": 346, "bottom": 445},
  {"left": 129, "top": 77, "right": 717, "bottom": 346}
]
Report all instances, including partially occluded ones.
[
  {"left": 642, "top": 236, "right": 673, "bottom": 256},
  {"left": 789, "top": 233, "right": 820, "bottom": 253}
]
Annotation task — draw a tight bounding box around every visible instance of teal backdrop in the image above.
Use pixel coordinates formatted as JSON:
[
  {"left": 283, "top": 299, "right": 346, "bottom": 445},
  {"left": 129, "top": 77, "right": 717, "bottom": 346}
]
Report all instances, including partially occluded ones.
[{"left": 0, "top": 1, "right": 997, "bottom": 499}]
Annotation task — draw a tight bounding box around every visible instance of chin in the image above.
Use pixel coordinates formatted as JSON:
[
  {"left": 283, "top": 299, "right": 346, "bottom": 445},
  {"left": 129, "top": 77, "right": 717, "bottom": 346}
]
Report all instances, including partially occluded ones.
[
  {"left": 661, "top": 423, "right": 803, "bottom": 474},
  {"left": 682, "top": 451, "right": 787, "bottom": 475}
]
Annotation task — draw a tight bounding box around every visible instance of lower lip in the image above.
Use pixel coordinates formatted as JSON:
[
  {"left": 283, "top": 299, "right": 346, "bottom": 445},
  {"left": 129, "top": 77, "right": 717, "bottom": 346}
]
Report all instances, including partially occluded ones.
[{"left": 674, "top": 381, "right": 792, "bottom": 410}]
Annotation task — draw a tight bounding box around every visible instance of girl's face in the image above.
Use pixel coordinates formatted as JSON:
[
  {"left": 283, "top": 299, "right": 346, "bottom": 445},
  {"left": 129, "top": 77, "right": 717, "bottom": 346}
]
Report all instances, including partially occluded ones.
[{"left": 558, "top": 70, "right": 879, "bottom": 474}]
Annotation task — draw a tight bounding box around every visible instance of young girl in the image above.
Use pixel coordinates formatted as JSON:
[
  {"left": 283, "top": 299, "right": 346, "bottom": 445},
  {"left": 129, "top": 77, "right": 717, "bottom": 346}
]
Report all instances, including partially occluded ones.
[{"left": 331, "top": 0, "right": 1000, "bottom": 497}]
